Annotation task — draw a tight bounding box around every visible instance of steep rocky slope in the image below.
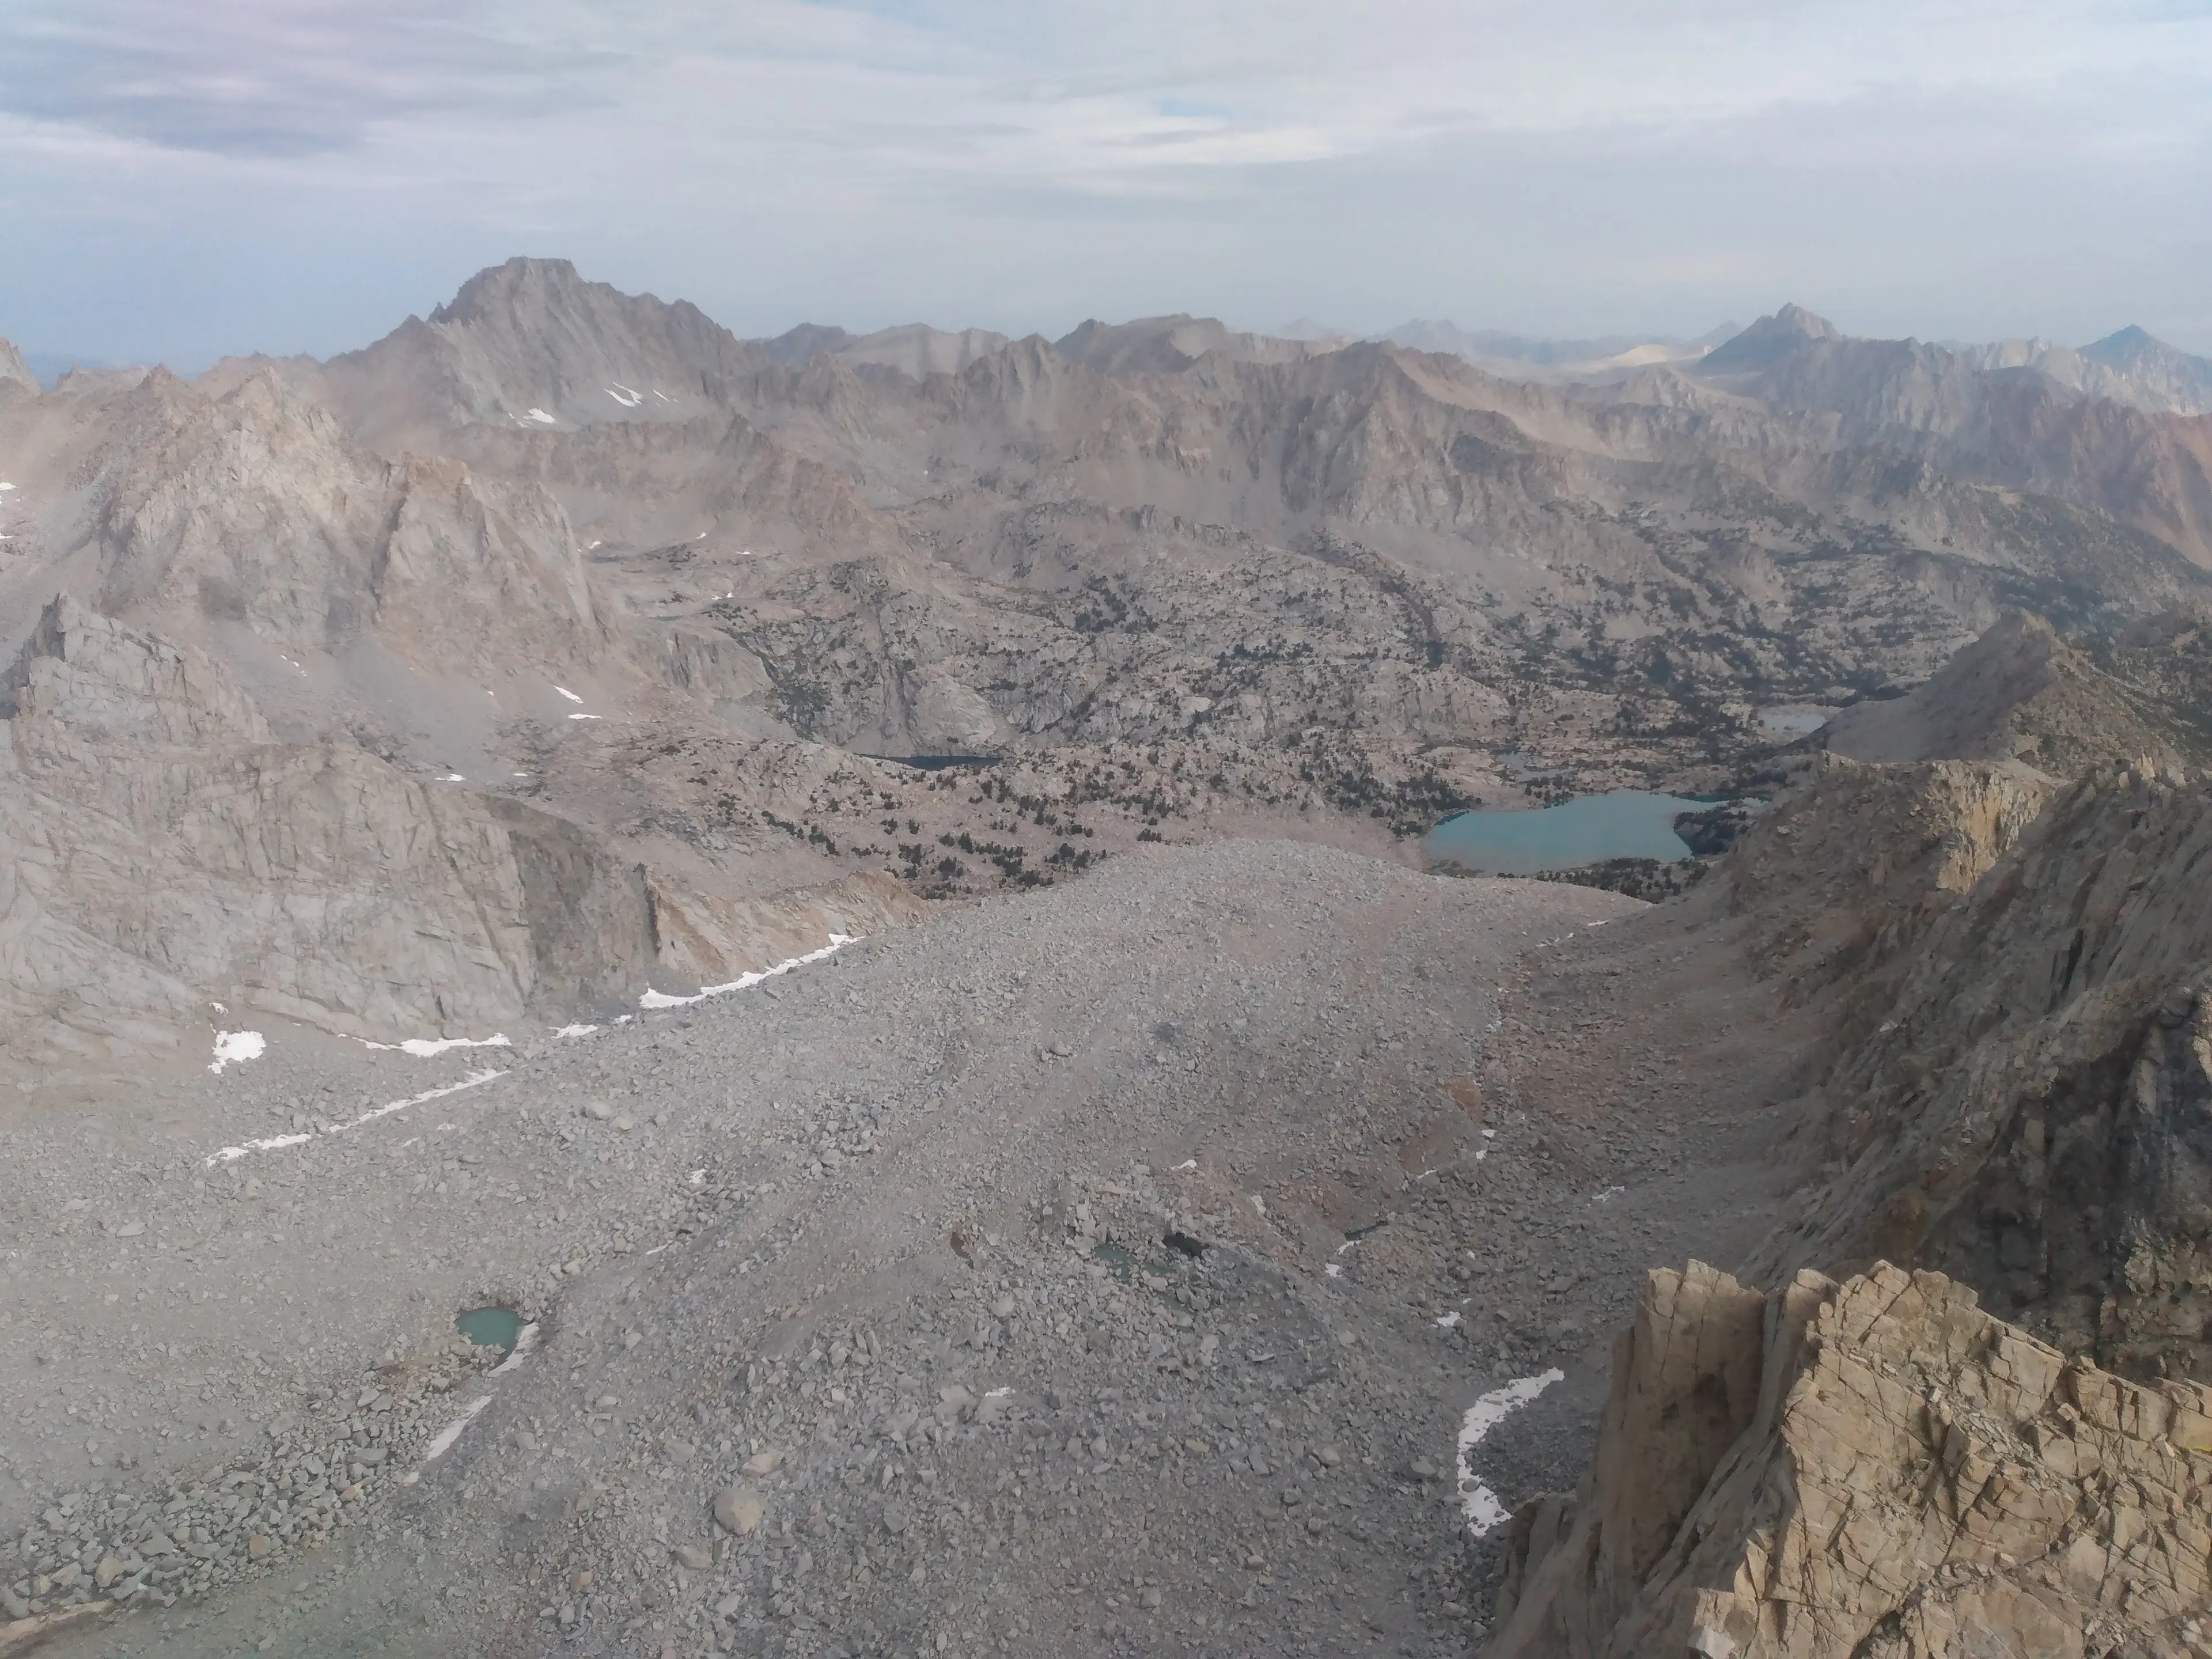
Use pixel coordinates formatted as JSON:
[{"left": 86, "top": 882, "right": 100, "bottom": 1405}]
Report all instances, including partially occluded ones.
[
  {"left": 0, "top": 596, "right": 914, "bottom": 1064},
  {"left": 1819, "top": 611, "right": 2190, "bottom": 774},
  {"left": 1735, "top": 760, "right": 2212, "bottom": 1382}
]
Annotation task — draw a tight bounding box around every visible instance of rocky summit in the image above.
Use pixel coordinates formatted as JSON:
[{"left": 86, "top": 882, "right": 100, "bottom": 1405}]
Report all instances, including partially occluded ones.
[{"left": 8, "top": 266, "right": 2212, "bottom": 1658}]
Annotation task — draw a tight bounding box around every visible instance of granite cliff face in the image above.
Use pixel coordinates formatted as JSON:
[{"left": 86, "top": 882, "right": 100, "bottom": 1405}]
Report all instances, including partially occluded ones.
[
  {"left": 1491, "top": 1262, "right": 2212, "bottom": 1658},
  {"left": 1741, "top": 761, "right": 2212, "bottom": 1383}
]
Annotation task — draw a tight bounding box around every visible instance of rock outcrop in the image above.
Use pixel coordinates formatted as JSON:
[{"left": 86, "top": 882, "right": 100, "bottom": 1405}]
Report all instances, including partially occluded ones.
[
  {"left": 0, "top": 338, "right": 36, "bottom": 395},
  {"left": 1721, "top": 753, "right": 2058, "bottom": 1002},
  {"left": 1491, "top": 1261, "right": 2212, "bottom": 1658}
]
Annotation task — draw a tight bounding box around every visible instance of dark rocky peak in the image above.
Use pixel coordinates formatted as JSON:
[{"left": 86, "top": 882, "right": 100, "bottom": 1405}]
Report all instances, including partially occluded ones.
[
  {"left": 1696, "top": 303, "right": 1846, "bottom": 373},
  {"left": 1052, "top": 315, "right": 1315, "bottom": 376},
  {"left": 755, "top": 323, "right": 858, "bottom": 370}
]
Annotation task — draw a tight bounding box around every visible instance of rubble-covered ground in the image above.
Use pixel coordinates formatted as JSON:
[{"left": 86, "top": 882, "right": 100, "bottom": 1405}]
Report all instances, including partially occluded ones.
[{"left": 0, "top": 840, "right": 1794, "bottom": 1658}]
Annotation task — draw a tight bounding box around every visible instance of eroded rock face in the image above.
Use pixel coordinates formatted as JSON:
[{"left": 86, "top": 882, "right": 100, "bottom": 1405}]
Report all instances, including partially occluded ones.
[
  {"left": 0, "top": 597, "right": 911, "bottom": 1060},
  {"left": 1743, "top": 763, "right": 2212, "bottom": 1381},
  {"left": 1492, "top": 1262, "right": 2212, "bottom": 1659}
]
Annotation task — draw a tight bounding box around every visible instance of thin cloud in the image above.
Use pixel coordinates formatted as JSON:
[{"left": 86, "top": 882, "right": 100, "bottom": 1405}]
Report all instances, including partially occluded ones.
[
  {"left": 0, "top": 0, "right": 619, "bottom": 156},
  {"left": 1, "top": 1, "right": 2207, "bottom": 359}
]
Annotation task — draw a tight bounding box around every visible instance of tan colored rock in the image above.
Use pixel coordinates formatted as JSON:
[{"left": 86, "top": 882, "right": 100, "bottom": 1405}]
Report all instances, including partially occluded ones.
[
  {"left": 1491, "top": 1262, "right": 2212, "bottom": 1659},
  {"left": 711, "top": 1486, "right": 764, "bottom": 1536}
]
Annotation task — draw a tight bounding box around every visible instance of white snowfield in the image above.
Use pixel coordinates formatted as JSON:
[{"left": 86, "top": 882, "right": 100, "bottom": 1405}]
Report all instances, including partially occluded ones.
[
  {"left": 554, "top": 685, "right": 584, "bottom": 703},
  {"left": 1456, "top": 1369, "right": 1566, "bottom": 1536},
  {"left": 638, "top": 934, "right": 858, "bottom": 1010},
  {"left": 207, "top": 1030, "right": 266, "bottom": 1073},
  {"left": 523, "top": 408, "right": 557, "bottom": 425}
]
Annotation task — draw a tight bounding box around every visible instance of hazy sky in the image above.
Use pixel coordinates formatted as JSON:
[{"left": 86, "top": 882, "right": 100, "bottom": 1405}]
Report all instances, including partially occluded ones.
[{"left": 3, "top": 0, "right": 2208, "bottom": 367}]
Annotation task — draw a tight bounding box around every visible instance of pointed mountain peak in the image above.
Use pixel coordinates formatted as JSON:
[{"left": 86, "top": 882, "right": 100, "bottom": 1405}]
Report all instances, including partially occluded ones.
[
  {"left": 2081, "top": 324, "right": 2175, "bottom": 368},
  {"left": 430, "top": 257, "right": 594, "bottom": 328},
  {"left": 1753, "top": 303, "right": 1843, "bottom": 342},
  {"left": 1696, "top": 304, "right": 1846, "bottom": 376},
  {"left": 0, "top": 336, "right": 38, "bottom": 392}
]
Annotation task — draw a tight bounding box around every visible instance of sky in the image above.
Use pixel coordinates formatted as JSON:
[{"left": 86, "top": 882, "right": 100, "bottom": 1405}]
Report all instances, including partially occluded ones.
[{"left": 2, "top": 0, "right": 2209, "bottom": 369}]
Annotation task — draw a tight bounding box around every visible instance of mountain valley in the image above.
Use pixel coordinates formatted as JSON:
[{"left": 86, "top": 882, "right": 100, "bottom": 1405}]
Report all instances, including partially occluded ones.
[{"left": 9, "top": 264, "right": 2212, "bottom": 1657}]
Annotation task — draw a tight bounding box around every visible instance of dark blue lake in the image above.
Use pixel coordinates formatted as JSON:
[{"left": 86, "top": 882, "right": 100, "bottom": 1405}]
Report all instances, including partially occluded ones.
[{"left": 1423, "top": 791, "right": 1709, "bottom": 874}]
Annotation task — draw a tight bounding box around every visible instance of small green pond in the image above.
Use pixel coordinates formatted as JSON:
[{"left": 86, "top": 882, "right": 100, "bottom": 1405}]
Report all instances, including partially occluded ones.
[{"left": 456, "top": 1306, "right": 524, "bottom": 1354}]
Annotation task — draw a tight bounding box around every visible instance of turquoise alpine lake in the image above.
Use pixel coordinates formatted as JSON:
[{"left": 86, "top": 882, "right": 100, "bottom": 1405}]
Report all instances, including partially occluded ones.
[{"left": 1423, "top": 791, "right": 1710, "bottom": 874}]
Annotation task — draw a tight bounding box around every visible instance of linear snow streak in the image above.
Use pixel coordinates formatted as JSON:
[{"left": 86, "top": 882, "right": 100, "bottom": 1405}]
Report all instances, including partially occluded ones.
[
  {"left": 419, "top": 1393, "right": 494, "bottom": 1465},
  {"left": 1456, "top": 1369, "right": 1565, "bottom": 1536},
  {"left": 358, "top": 1033, "right": 511, "bottom": 1057},
  {"left": 204, "top": 1069, "right": 507, "bottom": 1166},
  {"left": 638, "top": 933, "right": 858, "bottom": 1010}
]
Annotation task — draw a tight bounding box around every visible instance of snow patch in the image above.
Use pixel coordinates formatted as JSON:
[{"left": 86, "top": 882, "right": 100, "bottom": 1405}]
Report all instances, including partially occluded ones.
[
  {"left": 523, "top": 408, "right": 557, "bottom": 425},
  {"left": 1456, "top": 1369, "right": 1565, "bottom": 1537},
  {"left": 1435, "top": 1312, "right": 1461, "bottom": 1329},
  {"left": 1592, "top": 1185, "right": 1625, "bottom": 1205},
  {"left": 552, "top": 1023, "right": 599, "bottom": 1039},
  {"left": 554, "top": 685, "right": 584, "bottom": 703},
  {"left": 567, "top": 713, "right": 601, "bottom": 721},
  {"left": 358, "top": 1033, "right": 512, "bottom": 1058},
  {"left": 208, "top": 1030, "right": 266, "bottom": 1073},
  {"left": 605, "top": 384, "right": 641, "bottom": 408},
  {"left": 419, "top": 1393, "right": 494, "bottom": 1465},
  {"left": 488, "top": 1322, "right": 539, "bottom": 1376},
  {"left": 0, "top": 482, "right": 14, "bottom": 491},
  {"left": 442, "top": 773, "right": 465, "bottom": 782},
  {"left": 638, "top": 933, "right": 857, "bottom": 1010},
  {"left": 1324, "top": 1263, "right": 1344, "bottom": 1279}
]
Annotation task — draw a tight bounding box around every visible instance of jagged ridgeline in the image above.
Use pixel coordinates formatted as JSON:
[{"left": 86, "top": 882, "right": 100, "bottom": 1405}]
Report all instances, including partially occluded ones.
[{"left": 4, "top": 259, "right": 2212, "bottom": 1056}]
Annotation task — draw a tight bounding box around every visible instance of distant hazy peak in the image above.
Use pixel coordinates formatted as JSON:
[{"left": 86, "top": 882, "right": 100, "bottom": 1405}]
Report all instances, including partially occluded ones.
[
  {"left": 756, "top": 323, "right": 858, "bottom": 369},
  {"left": 1743, "top": 302, "right": 1844, "bottom": 343},
  {"left": 1694, "top": 303, "right": 1849, "bottom": 376},
  {"left": 2082, "top": 323, "right": 2157, "bottom": 361},
  {"left": 1273, "top": 317, "right": 1350, "bottom": 343},
  {"left": 0, "top": 336, "right": 37, "bottom": 392},
  {"left": 2080, "top": 322, "right": 2212, "bottom": 376},
  {"left": 2074, "top": 324, "right": 2212, "bottom": 416}
]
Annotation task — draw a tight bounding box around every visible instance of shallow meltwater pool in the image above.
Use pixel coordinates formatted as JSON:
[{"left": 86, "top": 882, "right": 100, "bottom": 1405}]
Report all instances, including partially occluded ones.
[
  {"left": 1422, "top": 790, "right": 1711, "bottom": 874},
  {"left": 456, "top": 1306, "right": 524, "bottom": 1354}
]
